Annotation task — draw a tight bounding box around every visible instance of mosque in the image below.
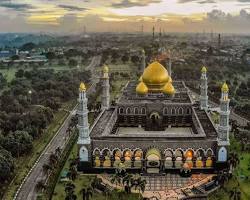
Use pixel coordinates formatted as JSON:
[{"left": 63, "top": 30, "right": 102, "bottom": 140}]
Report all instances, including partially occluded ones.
[{"left": 77, "top": 57, "right": 230, "bottom": 174}]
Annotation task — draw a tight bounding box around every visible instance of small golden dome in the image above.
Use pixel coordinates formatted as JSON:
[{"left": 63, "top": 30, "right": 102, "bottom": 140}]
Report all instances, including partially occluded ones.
[
  {"left": 221, "top": 82, "right": 229, "bottom": 92},
  {"left": 162, "top": 82, "right": 175, "bottom": 95},
  {"left": 79, "top": 82, "right": 86, "bottom": 92},
  {"left": 142, "top": 61, "right": 169, "bottom": 87},
  {"left": 136, "top": 82, "right": 148, "bottom": 95},
  {"left": 103, "top": 65, "right": 109, "bottom": 73},
  {"left": 168, "top": 76, "right": 173, "bottom": 83},
  {"left": 201, "top": 66, "right": 207, "bottom": 73},
  {"left": 139, "top": 76, "right": 143, "bottom": 82}
]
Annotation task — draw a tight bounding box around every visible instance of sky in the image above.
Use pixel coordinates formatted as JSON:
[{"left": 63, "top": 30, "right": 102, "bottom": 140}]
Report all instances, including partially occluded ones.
[{"left": 0, "top": 0, "right": 250, "bottom": 33}]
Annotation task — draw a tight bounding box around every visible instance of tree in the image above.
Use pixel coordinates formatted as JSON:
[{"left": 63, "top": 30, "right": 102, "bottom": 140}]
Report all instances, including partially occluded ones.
[
  {"left": 0, "top": 147, "right": 15, "bottom": 181},
  {"left": 49, "top": 153, "right": 59, "bottom": 168},
  {"left": 65, "top": 182, "right": 77, "bottom": 200},
  {"left": 230, "top": 187, "right": 241, "bottom": 200},
  {"left": 69, "top": 59, "right": 78, "bottom": 67},
  {"left": 15, "top": 69, "right": 25, "bottom": 78},
  {"left": 11, "top": 55, "right": 20, "bottom": 60},
  {"left": 228, "top": 152, "right": 240, "bottom": 172},
  {"left": 45, "top": 52, "right": 56, "bottom": 60},
  {"left": 20, "top": 42, "right": 36, "bottom": 51},
  {"left": 2, "top": 131, "right": 33, "bottom": 157}
]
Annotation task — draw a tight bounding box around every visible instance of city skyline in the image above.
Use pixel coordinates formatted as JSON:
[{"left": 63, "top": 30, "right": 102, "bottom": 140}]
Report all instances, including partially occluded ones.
[{"left": 0, "top": 0, "right": 250, "bottom": 33}]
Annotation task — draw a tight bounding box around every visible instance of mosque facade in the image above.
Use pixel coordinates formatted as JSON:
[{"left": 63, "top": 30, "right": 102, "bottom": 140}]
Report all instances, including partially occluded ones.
[{"left": 77, "top": 60, "right": 230, "bottom": 174}]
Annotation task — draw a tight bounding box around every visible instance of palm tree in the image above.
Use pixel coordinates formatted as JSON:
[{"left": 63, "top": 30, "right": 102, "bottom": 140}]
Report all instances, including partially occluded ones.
[
  {"left": 55, "top": 147, "right": 62, "bottom": 157},
  {"left": 228, "top": 152, "right": 240, "bottom": 173},
  {"left": 68, "top": 165, "right": 78, "bottom": 180},
  {"left": 64, "top": 182, "right": 77, "bottom": 200},
  {"left": 49, "top": 153, "right": 58, "bottom": 168},
  {"left": 42, "top": 163, "right": 52, "bottom": 177},
  {"left": 230, "top": 187, "right": 241, "bottom": 200},
  {"left": 122, "top": 174, "right": 133, "bottom": 194},
  {"left": 36, "top": 180, "right": 46, "bottom": 192},
  {"left": 85, "top": 187, "right": 93, "bottom": 200},
  {"left": 215, "top": 171, "right": 229, "bottom": 187},
  {"left": 111, "top": 173, "right": 122, "bottom": 187},
  {"left": 132, "top": 176, "right": 147, "bottom": 200}
]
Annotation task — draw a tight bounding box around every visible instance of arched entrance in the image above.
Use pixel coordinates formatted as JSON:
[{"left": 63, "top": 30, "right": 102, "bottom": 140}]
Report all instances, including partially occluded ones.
[
  {"left": 146, "top": 148, "right": 161, "bottom": 173},
  {"left": 149, "top": 112, "right": 161, "bottom": 130}
]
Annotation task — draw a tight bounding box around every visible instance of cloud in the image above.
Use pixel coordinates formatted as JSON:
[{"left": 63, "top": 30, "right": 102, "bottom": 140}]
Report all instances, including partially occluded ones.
[
  {"left": 57, "top": 5, "right": 88, "bottom": 12},
  {"left": 111, "top": 0, "right": 162, "bottom": 8},
  {"left": 178, "top": 0, "right": 215, "bottom": 3},
  {"left": 0, "top": 2, "right": 35, "bottom": 11}
]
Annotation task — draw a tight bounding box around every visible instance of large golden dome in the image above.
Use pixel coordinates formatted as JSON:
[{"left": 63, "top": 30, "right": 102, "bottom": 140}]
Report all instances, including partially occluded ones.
[
  {"left": 136, "top": 61, "right": 175, "bottom": 95},
  {"left": 142, "top": 61, "right": 169, "bottom": 87}
]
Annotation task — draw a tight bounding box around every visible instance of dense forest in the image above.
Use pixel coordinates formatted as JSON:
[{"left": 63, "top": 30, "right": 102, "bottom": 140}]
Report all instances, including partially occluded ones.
[{"left": 0, "top": 67, "right": 91, "bottom": 186}]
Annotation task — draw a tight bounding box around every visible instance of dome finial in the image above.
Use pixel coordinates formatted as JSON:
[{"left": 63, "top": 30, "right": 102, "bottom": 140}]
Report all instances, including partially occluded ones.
[
  {"left": 221, "top": 82, "right": 229, "bottom": 92},
  {"left": 103, "top": 65, "right": 109, "bottom": 73},
  {"left": 79, "top": 82, "right": 86, "bottom": 92},
  {"left": 201, "top": 66, "right": 207, "bottom": 73}
]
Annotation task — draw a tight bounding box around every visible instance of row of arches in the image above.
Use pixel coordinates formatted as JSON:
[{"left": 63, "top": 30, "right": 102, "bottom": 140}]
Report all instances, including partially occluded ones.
[
  {"left": 92, "top": 148, "right": 214, "bottom": 169},
  {"left": 163, "top": 107, "right": 191, "bottom": 115},
  {"left": 118, "top": 107, "right": 192, "bottom": 116},
  {"left": 119, "top": 107, "right": 146, "bottom": 115}
]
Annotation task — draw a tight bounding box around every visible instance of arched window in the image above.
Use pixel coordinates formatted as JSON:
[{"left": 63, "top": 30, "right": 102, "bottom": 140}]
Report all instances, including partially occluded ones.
[
  {"left": 119, "top": 107, "right": 124, "bottom": 114},
  {"left": 186, "top": 108, "right": 191, "bottom": 115},
  {"left": 141, "top": 108, "right": 146, "bottom": 114},
  {"left": 127, "top": 107, "right": 131, "bottom": 114},
  {"left": 179, "top": 108, "right": 183, "bottom": 115},
  {"left": 164, "top": 108, "right": 168, "bottom": 115},
  {"left": 134, "top": 107, "right": 139, "bottom": 114},
  {"left": 171, "top": 108, "right": 176, "bottom": 115}
]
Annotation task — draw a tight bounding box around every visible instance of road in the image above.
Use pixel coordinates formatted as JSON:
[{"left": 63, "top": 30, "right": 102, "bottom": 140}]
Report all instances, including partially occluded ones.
[
  {"left": 14, "top": 56, "right": 101, "bottom": 200},
  {"left": 190, "top": 90, "right": 249, "bottom": 127}
]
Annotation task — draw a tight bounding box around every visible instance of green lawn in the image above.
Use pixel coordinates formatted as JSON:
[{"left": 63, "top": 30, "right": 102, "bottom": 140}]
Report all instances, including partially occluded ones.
[
  {"left": 3, "top": 105, "right": 71, "bottom": 200},
  {"left": 209, "top": 137, "right": 250, "bottom": 200}
]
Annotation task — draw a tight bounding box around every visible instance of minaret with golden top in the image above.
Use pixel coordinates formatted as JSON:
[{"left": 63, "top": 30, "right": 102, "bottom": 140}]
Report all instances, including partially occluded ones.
[
  {"left": 101, "top": 65, "right": 110, "bottom": 110},
  {"left": 77, "top": 82, "right": 90, "bottom": 148},
  {"left": 218, "top": 82, "right": 230, "bottom": 146},
  {"left": 200, "top": 66, "right": 208, "bottom": 110}
]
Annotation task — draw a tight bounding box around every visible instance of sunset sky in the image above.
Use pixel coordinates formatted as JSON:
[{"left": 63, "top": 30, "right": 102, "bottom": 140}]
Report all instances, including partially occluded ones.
[{"left": 0, "top": 0, "right": 250, "bottom": 33}]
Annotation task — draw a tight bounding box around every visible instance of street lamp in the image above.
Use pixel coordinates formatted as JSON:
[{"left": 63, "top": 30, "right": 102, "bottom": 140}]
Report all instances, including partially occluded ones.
[{"left": 28, "top": 90, "right": 32, "bottom": 104}]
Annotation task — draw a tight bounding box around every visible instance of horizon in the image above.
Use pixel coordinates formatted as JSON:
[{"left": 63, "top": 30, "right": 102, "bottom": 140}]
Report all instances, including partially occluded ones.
[{"left": 0, "top": 0, "right": 250, "bottom": 33}]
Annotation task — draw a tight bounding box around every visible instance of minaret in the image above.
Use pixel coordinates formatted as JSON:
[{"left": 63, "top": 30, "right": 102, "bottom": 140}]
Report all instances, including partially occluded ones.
[
  {"left": 77, "top": 82, "right": 90, "bottom": 145},
  {"left": 101, "top": 65, "right": 110, "bottom": 110},
  {"left": 152, "top": 26, "right": 155, "bottom": 40},
  {"left": 168, "top": 50, "right": 172, "bottom": 77},
  {"left": 200, "top": 66, "right": 208, "bottom": 110},
  {"left": 141, "top": 49, "right": 146, "bottom": 73},
  {"left": 217, "top": 83, "right": 230, "bottom": 146}
]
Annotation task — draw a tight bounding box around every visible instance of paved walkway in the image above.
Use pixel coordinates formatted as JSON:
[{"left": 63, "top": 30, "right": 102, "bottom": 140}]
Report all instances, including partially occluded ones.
[{"left": 98, "top": 173, "right": 214, "bottom": 200}]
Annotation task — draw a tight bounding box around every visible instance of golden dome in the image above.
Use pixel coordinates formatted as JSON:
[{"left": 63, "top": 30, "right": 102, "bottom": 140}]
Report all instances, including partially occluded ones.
[
  {"left": 136, "top": 82, "right": 148, "bottom": 95},
  {"left": 162, "top": 82, "right": 175, "bottom": 95},
  {"left": 79, "top": 82, "right": 86, "bottom": 92},
  {"left": 139, "top": 76, "right": 143, "bottom": 82},
  {"left": 221, "top": 82, "right": 229, "bottom": 92},
  {"left": 168, "top": 76, "right": 173, "bottom": 83},
  {"left": 142, "top": 61, "right": 169, "bottom": 87},
  {"left": 103, "top": 65, "right": 109, "bottom": 73},
  {"left": 201, "top": 66, "right": 207, "bottom": 73}
]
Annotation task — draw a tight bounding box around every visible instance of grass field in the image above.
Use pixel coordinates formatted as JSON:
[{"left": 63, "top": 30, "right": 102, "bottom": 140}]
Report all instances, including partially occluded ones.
[
  {"left": 3, "top": 101, "right": 74, "bottom": 200},
  {"left": 208, "top": 137, "right": 250, "bottom": 200}
]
